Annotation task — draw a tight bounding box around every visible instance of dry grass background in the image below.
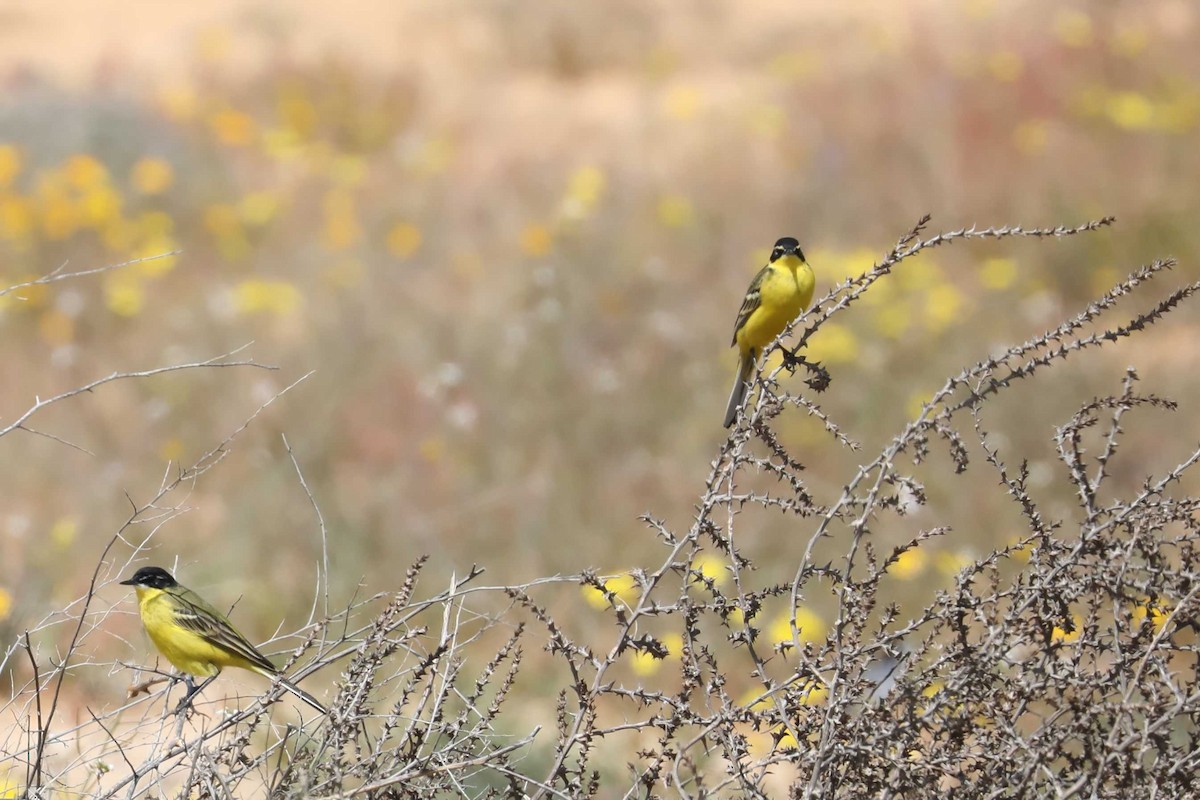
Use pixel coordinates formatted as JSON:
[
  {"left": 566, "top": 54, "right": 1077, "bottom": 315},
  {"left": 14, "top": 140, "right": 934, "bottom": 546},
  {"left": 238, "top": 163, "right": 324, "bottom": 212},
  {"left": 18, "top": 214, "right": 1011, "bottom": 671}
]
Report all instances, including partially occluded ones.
[{"left": 1, "top": 0, "right": 1199, "bottom": 796}]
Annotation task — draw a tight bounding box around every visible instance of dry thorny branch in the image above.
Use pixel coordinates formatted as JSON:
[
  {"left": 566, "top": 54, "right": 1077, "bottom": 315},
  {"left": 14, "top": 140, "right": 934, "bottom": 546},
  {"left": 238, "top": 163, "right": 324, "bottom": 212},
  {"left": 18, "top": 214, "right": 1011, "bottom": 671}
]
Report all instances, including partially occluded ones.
[{"left": 5, "top": 220, "right": 1200, "bottom": 798}]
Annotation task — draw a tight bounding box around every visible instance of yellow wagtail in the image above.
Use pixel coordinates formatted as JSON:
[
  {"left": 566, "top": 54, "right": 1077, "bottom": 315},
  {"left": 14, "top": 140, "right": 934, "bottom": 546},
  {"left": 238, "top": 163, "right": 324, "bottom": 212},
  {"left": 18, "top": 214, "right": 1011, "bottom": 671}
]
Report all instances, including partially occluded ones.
[
  {"left": 723, "top": 237, "right": 815, "bottom": 428},
  {"left": 121, "top": 566, "right": 326, "bottom": 714}
]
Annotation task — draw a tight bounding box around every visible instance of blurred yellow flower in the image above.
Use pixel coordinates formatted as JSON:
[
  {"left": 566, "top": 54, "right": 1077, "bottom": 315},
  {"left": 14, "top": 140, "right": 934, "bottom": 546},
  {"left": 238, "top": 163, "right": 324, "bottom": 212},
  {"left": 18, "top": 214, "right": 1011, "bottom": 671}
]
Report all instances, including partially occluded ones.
[
  {"left": 0, "top": 587, "right": 11, "bottom": 621},
  {"left": 1006, "top": 536, "right": 1033, "bottom": 562},
  {"left": 64, "top": 154, "right": 108, "bottom": 189},
  {"left": 277, "top": 85, "right": 318, "bottom": 138},
  {"left": 80, "top": 185, "right": 123, "bottom": 228},
  {"left": 899, "top": 256, "right": 941, "bottom": 291},
  {"left": 39, "top": 190, "right": 80, "bottom": 240},
  {"left": 906, "top": 391, "right": 932, "bottom": 419},
  {"left": 160, "top": 436, "right": 186, "bottom": 463},
  {"left": 38, "top": 309, "right": 74, "bottom": 346},
  {"left": 1106, "top": 92, "right": 1154, "bottom": 130},
  {"left": 0, "top": 144, "right": 20, "bottom": 187},
  {"left": 663, "top": 84, "right": 702, "bottom": 120},
  {"left": 158, "top": 84, "right": 199, "bottom": 122},
  {"left": 519, "top": 223, "right": 553, "bottom": 257},
  {"left": 239, "top": 191, "right": 281, "bottom": 227},
  {"left": 1131, "top": 599, "right": 1169, "bottom": 631},
  {"left": 987, "top": 51, "right": 1023, "bottom": 82},
  {"left": 234, "top": 278, "right": 303, "bottom": 316},
  {"left": 742, "top": 680, "right": 827, "bottom": 711},
  {"left": 1051, "top": 613, "right": 1083, "bottom": 643},
  {"left": 627, "top": 637, "right": 680, "bottom": 675},
  {"left": 1054, "top": 10, "right": 1093, "bottom": 48},
  {"left": 936, "top": 550, "right": 975, "bottom": 577},
  {"left": 838, "top": 248, "right": 879, "bottom": 283},
  {"left": 100, "top": 218, "right": 135, "bottom": 252},
  {"left": 130, "top": 157, "right": 174, "bottom": 195},
  {"left": 582, "top": 573, "right": 640, "bottom": 610},
  {"left": 691, "top": 553, "right": 728, "bottom": 587},
  {"left": 1013, "top": 119, "right": 1047, "bottom": 155},
  {"left": 806, "top": 322, "right": 859, "bottom": 364},
  {"left": 0, "top": 195, "right": 34, "bottom": 243},
  {"left": 203, "top": 203, "right": 241, "bottom": 238},
  {"left": 261, "top": 127, "right": 306, "bottom": 161},
  {"left": 925, "top": 284, "right": 965, "bottom": 332},
  {"left": 204, "top": 203, "right": 251, "bottom": 260},
  {"left": 323, "top": 188, "right": 362, "bottom": 250},
  {"left": 1089, "top": 266, "right": 1121, "bottom": 296},
  {"left": 656, "top": 194, "right": 695, "bottom": 228},
  {"left": 980, "top": 257, "right": 1017, "bottom": 290},
  {"left": 630, "top": 648, "right": 664, "bottom": 676},
  {"left": 330, "top": 154, "right": 368, "bottom": 186},
  {"left": 50, "top": 517, "right": 78, "bottom": 549},
  {"left": 387, "top": 221, "right": 423, "bottom": 259},
  {"left": 797, "top": 680, "right": 828, "bottom": 706},
  {"left": 135, "top": 236, "right": 179, "bottom": 277},
  {"left": 210, "top": 108, "right": 257, "bottom": 147},
  {"left": 138, "top": 210, "right": 175, "bottom": 237},
  {"left": 104, "top": 274, "right": 145, "bottom": 317},
  {"left": 661, "top": 632, "right": 683, "bottom": 659},
  {"left": 562, "top": 165, "right": 606, "bottom": 218},
  {"left": 0, "top": 768, "right": 23, "bottom": 799},
  {"left": 889, "top": 548, "right": 927, "bottom": 580},
  {"left": 768, "top": 605, "right": 827, "bottom": 646}
]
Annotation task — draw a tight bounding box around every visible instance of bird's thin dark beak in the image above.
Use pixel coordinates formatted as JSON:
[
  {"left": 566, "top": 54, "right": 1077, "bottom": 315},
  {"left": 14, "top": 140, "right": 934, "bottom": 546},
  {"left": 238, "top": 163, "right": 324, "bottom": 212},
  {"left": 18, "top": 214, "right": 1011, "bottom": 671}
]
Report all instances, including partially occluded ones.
[{"left": 119, "top": 578, "right": 138, "bottom": 586}]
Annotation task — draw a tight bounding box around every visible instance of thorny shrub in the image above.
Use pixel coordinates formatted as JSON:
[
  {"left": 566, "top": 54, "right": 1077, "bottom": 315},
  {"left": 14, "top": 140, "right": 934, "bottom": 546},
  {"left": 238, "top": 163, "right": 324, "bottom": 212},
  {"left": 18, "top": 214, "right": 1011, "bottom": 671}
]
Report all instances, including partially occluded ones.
[{"left": 5, "top": 216, "right": 1200, "bottom": 798}]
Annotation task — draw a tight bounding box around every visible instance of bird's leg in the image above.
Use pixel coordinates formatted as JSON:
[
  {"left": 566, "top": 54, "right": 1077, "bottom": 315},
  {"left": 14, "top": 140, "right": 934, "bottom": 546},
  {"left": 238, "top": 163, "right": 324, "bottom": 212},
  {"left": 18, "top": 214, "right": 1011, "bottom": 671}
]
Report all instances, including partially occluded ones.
[{"left": 174, "top": 674, "right": 219, "bottom": 716}]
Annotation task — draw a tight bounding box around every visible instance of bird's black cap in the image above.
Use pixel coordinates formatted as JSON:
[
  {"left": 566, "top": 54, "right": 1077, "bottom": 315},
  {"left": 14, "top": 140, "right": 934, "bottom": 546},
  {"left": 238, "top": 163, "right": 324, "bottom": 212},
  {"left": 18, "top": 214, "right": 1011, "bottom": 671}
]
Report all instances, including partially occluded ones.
[
  {"left": 770, "top": 237, "right": 805, "bottom": 261},
  {"left": 120, "top": 566, "right": 178, "bottom": 589}
]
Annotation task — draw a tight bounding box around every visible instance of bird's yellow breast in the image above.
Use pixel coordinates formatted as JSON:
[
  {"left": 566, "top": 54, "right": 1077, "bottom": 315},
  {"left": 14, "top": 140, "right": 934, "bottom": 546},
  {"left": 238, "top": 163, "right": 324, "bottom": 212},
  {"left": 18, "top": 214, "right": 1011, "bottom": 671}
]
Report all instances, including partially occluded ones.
[
  {"left": 135, "top": 586, "right": 225, "bottom": 677},
  {"left": 736, "top": 254, "right": 815, "bottom": 355}
]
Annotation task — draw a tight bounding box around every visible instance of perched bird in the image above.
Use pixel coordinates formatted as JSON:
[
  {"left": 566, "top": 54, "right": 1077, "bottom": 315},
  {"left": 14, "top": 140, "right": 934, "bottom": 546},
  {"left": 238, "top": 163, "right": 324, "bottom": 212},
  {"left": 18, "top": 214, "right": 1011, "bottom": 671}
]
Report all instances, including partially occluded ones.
[
  {"left": 723, "top": 236, "right": 816, "bottom": 428},
  {"left": 121, "top": 565, "right": 326, "bottom": 715}
]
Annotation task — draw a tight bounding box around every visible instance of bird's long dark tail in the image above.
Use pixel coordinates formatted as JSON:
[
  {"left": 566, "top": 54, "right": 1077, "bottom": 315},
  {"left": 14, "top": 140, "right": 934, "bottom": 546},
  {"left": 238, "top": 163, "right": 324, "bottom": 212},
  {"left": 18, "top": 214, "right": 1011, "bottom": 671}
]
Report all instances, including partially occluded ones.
[
  {"left": 723, "top": 351, "right": 756, "bottom": 428},
  {"left": 254, "top": 666, "right": 328, "bottom": 714},
  {"left": 280, "top": 678, "right": 327, "bottom": 714}
]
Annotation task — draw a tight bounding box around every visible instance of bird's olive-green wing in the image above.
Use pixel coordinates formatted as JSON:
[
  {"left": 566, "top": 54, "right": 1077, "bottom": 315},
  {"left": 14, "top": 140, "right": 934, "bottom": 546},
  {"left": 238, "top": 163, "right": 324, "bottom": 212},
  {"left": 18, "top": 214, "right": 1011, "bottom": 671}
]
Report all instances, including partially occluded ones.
[
  {"left": 731, "top": 264, "right": 771, "bottom": 345},
  {"left": 167, "top": 586, "right": 278, "bottom": 675}
]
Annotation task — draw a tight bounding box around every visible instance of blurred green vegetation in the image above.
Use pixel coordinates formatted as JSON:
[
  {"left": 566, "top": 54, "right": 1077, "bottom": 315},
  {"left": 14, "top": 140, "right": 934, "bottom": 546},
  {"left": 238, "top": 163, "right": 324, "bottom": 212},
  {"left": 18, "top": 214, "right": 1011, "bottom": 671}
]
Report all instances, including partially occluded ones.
[{"left": 1, "top": 0, "right": 1198, "bottom": 707}]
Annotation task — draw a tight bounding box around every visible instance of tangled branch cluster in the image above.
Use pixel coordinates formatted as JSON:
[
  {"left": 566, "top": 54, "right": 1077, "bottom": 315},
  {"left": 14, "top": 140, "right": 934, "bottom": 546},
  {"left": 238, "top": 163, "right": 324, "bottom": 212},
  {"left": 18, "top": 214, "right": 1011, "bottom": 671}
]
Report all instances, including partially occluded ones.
[{"left": 5, "top": 217, "right": 1200, "bottom": 798}]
